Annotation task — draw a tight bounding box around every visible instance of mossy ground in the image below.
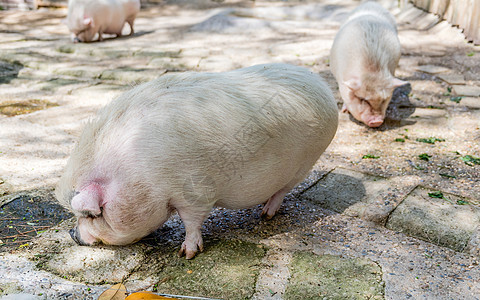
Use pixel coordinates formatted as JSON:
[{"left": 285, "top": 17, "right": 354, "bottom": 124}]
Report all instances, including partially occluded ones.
[
  {"left": 285, "top": 252, "right": 384, "bottom": 300},
  {"left": 152, "top": 239, "right": 266, "bottom": 300}
]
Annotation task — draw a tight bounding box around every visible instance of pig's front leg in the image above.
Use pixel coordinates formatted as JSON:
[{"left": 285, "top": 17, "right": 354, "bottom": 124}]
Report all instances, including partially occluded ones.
[{"left": 176, "top": 206, "right": 212, "bottom": 259}]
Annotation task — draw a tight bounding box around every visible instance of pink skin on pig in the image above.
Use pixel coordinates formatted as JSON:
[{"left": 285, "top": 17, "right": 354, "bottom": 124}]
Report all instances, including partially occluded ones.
[
  {"left": 69, "top": 178, "right": 173, "bottom": 247},
  {"left": 66, "top": 0, "right": 140, "bottom": 43},
  {"left": 56, "top": 63, "right": 338, "bottom": 259},
  {"left": 70, "top": 183, "right": 103, "bottom": 217},
  {"left": 330, "top": 2, "right": 408, "bottom": 128}
]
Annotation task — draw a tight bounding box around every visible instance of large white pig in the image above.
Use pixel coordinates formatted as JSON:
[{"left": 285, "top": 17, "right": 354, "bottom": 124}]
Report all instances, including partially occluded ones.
[
  {"left": 66, "top": 0, "right": 140, "bottom": 43},
  {"left": 330, "top": 1, "right": 407, "bottom": 127},
  {"left": 55, "top": 63, "right": 338, "bottom": 259}
]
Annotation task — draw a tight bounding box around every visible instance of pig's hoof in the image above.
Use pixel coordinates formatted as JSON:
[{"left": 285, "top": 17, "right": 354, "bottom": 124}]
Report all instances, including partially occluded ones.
[
  {"left": 178, "top": 240, "right": 204, "bottom": 259},
  {"left": 260, "top": 209, "right": 275, "bottom": 220},
  {"left": 261, "top": 190, "right": 287, "bottom": 219}
]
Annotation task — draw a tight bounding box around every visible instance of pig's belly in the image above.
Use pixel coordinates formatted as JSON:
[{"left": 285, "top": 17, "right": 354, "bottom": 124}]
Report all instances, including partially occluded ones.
[
  {"left": 214, "top": 191, "right": 271, "bottom": 210},
  {"left": 103, "top": 22, "right": 126, "bottom": 34},
  {"left": 212, "top": 168, "right": 299, "bottom": 210}
]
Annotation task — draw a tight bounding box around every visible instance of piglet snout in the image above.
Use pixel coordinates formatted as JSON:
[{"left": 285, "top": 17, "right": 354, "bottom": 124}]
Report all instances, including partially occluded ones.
[{"left": 367, "top": 116, "right": 384, "bottom": 128}]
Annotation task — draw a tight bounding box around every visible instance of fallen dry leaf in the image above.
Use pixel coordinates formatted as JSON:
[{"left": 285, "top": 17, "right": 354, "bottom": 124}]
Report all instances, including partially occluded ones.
[
  {"left": 98, "top": 283, "right": 128, "bottom": 300},
  {"left": 125, "top": 292, "right": 176, "bottom": 299}
]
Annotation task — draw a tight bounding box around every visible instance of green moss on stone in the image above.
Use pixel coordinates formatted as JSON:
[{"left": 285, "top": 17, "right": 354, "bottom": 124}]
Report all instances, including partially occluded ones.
[
  {"left": 154, "top": 239, "right": 266, "bottom": 300},
  {"left": 285, "top": 252, "right": 384, "bottom": 300}
]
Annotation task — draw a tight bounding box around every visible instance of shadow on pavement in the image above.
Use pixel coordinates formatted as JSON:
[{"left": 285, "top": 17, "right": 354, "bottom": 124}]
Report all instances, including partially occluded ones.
[{"left": 0, "top": 61, "right": 22, "bottom": 85}]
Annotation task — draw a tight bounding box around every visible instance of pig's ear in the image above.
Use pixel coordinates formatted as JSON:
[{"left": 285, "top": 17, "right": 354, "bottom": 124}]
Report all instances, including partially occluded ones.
[
  {"left": 344, "top": 79, "right": 361, "bottom": 91},
  {"left": 390, "top": 78, "right": 408, "bottom": 88},
  {"left": 71, "top": 189, "right": 102, "bottom": 217},
  {"left": 83, "top": 17, "right": 93, "bottom": 27}
]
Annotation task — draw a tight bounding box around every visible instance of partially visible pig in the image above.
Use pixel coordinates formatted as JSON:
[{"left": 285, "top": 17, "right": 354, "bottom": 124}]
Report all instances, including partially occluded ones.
[
  {"left": 330, "top": 1, "right": 407, "bottom": 127},
  {"left": 66, "top": 0, "right": 140, "bottom": 43},
  {"left": 56, "top": 63, "right": 338, "bottom": 259}
]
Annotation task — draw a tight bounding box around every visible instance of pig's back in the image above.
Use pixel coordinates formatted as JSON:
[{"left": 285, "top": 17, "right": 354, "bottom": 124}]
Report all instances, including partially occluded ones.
[
  {"left": 96, "top": 64, "right": 337, "bottom": 209},
  {"left": 346, "top": 2, "right": 397, "bottom": 30},
  {"left": 331, "top": 4, "right": 400, "bottom": 78}
]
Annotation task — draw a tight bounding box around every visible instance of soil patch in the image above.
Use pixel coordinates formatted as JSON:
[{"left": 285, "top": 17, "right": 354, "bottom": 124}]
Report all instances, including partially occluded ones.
[{"left": 0, "top": 191, "right": 72, "bottom": 250}]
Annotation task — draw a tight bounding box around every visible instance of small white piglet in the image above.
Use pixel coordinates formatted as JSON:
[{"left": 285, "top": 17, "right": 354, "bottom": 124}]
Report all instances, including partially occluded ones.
[
  {"left": 56, "top": 63, "right": 338, "bottom": 259},
  {"left": 66, "top": 0, "right": 140, "bottom": 43},
  {"left": 330, "top": 1, "right": 407, "bottom": 127}
]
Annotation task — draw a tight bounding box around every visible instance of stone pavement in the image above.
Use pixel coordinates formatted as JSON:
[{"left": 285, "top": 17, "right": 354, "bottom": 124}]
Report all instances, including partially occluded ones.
[{"left": 0, "top": 0, "right": 479, "bottom": 299}]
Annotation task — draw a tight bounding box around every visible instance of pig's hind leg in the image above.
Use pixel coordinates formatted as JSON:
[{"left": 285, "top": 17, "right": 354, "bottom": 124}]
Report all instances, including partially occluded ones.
[
  {"left": 97, "top": 30, "right": 104, "bottom": 42},
  {"left": 261, "top": 187, "right": 290, "bottom": 219},
  {"left": 126, "top": 17, "right": 135, "bottom": 36},
  {"left": 262, "top": 165, "right": 313, "bottom": 219}
]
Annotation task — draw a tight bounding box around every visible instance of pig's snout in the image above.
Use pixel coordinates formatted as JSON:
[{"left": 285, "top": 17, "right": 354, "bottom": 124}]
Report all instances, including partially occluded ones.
[
  {"left": 366, "top": 116, "right": 384, "bottom": 128},
  {"left": 368, "top": 119, "right": 384, "bottom": 128},
  {"left": 69, "top": 227, "right": 90, "bottom": 246}
]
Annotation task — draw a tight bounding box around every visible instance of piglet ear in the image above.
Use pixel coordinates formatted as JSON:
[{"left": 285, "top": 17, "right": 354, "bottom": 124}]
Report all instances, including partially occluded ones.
[
  {"left": 83, "top": 17, "right": 93, "bottom": 27},
  {"left": 71, "top": 188, "right": 102, "bottom": 217},
  {"left": 344, "top": 78, "right": 361, "bottom": 91},
  {"left": 390, "top": 77, "right": 408, "bottom": 88}
]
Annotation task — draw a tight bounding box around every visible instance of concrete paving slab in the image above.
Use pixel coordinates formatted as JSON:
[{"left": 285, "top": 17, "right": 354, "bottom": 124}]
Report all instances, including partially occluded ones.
[
  {"left": 453, "top": 85, "right": 480, "bottom": 97},
  {"left": 0, "top": 179, "right": 13, "bottom": 198},
  {"left": 309, "top": 215, "right": 480, "bottom": 300},
  {"left": 0, "top": 253, "right": 107, "bottom": 299},
  {"left": 457, "top": 96, "right": 480, "bottom": 108},
  {"left": 302, "top": 168, "right": 419, "bottom": 225},
  {"left": 252, "top": 250, "right": 291, "bottom": 300},
  {"left": 52, "top": 65, "right": 104, "bottom": 79},
  {"left": 284, "top": 252, "right": 383, "bottom": 299},
  {"left": 415, "top": 64, "right": 451, "bottom": 74},
  {"left": 437, "top": 74, "right": 466, "bottom": 85},
  {"left": 99, "top": 68, "right": 160, "bottom": 84},
  {"left": 405, "top": 107, "right": 448, "bottom": 130},
  {"left": 386, "top": 186, "right": 480, "bottom": 252},
  {"left": 126, "top": 239, "right": 266, "bottom": 300},
  {"left": 34, "top": 236, "right": 148, "bottom": 284}
]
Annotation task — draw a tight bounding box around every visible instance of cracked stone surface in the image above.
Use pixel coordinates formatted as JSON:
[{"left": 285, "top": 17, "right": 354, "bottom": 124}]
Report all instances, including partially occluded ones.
[{"left": 1, "top": 0, "right": 480, "bottom": 299}]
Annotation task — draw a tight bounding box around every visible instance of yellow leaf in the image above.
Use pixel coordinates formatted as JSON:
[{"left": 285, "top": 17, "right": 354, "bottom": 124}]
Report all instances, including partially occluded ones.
[
  {"left": 125, "top": 292, "right": 176, "bottom": 299},
  {"left": 98, "top": 283, "right": 128, "bottom": 300}
]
